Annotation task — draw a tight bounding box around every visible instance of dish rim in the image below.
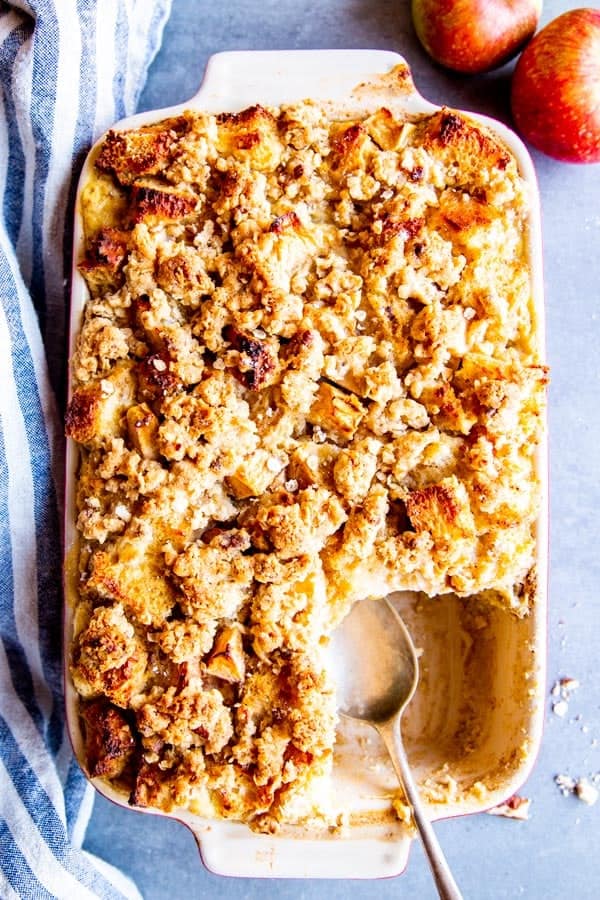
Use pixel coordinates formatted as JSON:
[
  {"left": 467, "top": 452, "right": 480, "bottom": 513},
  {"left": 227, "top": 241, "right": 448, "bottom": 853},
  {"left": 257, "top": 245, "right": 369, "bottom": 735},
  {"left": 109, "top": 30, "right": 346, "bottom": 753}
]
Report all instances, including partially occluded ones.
[{"left": 63, "top": 48, "right": 548, "bottom": 880}]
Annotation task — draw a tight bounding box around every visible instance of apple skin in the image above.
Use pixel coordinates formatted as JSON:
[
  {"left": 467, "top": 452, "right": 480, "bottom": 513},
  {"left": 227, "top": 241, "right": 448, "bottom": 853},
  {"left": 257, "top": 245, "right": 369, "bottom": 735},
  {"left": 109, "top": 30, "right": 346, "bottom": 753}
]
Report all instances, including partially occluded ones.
[
  {"left": 411, "top": 0, "right": 543, "bottom": 74},
  {"left": 511, "top": 9, "right": 600, "bottom": 164}
]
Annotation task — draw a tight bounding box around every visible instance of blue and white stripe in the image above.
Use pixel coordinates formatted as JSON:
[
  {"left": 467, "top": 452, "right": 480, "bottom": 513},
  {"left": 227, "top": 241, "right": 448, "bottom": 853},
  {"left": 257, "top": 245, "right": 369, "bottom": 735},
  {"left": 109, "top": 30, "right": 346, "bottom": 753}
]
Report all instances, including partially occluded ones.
[{"left": 0, "top": 2, "right": 171, "bottom": 897}]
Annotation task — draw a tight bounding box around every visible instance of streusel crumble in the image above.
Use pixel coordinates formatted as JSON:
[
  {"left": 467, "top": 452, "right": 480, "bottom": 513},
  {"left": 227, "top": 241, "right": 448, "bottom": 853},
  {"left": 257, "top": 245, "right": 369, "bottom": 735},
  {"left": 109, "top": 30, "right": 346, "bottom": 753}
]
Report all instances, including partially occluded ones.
[{"left": 66, "top": 99, "right": 546, "bottom": 831}]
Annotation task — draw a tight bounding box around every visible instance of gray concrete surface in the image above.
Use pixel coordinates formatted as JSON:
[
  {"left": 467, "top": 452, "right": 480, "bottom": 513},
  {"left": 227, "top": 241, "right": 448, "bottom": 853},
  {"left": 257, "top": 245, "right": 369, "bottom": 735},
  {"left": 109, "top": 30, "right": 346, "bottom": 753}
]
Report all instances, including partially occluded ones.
[{"left": 84, "top": 1, "right": 600, "bottom": 896}]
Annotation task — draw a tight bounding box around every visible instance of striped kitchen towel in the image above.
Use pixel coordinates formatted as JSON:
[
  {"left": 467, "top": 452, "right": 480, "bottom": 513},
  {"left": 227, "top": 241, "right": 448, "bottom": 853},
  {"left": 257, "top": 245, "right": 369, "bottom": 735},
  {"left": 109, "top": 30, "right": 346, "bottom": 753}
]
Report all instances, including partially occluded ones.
[{"left": 0, "top": 2, "right": 172, "bottom": 897}]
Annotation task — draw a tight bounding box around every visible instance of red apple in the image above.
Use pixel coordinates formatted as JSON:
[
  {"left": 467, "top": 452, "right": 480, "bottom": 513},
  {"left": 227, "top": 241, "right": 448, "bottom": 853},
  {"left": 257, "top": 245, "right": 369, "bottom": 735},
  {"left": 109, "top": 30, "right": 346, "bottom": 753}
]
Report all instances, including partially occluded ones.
[
  {"left": 411, "top": 0, "right": 543, "bottom": 74},
  {"left": 511, "top": 9, "right": 600, "bottom": 163}
]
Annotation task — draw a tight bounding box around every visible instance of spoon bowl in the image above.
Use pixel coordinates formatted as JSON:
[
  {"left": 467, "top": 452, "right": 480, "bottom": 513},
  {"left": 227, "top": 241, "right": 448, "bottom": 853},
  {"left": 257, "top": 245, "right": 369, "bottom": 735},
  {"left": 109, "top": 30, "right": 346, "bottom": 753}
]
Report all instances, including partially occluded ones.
[
  {"left": 330, "top": 595, "right": 463, "bottom": 900},
  {"left": 330, "top": 594, "right": 419, "bottom": 723}
]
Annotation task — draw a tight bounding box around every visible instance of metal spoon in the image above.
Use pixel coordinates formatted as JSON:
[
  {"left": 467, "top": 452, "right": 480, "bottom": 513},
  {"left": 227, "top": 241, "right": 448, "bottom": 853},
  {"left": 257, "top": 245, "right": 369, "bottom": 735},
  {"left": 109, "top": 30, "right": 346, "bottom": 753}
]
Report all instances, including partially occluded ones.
[{"left": 329, "top": 595, "right": 463, "bottom": 900}]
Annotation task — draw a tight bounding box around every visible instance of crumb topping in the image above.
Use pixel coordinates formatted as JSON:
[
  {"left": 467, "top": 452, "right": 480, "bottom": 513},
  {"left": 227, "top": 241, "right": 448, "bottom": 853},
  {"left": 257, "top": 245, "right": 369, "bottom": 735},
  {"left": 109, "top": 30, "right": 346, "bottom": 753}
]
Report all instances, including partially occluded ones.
[{"left": 67, "top": 99, "right": 546, "bottom": 831}]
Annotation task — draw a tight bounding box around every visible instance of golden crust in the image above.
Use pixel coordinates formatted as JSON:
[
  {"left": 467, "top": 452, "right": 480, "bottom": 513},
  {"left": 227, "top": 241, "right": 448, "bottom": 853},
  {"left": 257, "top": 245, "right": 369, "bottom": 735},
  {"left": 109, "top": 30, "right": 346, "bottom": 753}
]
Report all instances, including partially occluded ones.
[
  {"left": 421, "top": 108, "right": 511, "bottom": 177},
  {"left": 95, "top": 116, "right": 191, "bottom": 185},
  {"left": 66, "top": 362, "right": 135, "bottom": 447},
  {"left": 81, "top": 699, "right": 136, "bottom": 779},
  {"left": 406, "top": 476, "right": 475, "bottom": 540},
  {"left": 68, "top": 99, "right": 546, "bottom": 828},
  {"left": 129, "top": 179, "right": 197, "bottom": 224},
  {"left": 307, "top": 382, "right": 366, "bottom": 443},
  {"left": 78, "top": 228, "right": 131, "bottom": 295},
  {"left": 71, "top": 603, "right": 148, "bottom": 707},
  {"left": 86, "top": 540, "right": 177, "bottom": 626}
]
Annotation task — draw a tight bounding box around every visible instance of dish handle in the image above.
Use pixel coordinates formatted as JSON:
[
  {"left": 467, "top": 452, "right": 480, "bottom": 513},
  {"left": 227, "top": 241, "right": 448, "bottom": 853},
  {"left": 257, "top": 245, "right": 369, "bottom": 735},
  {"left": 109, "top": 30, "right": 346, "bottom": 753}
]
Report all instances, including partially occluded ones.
[
  {"left": 186, "top": 817, "right": 413, "bottom": 879},
  {"left": 190, "top": 49, "right": 436, "bottom": 114}
]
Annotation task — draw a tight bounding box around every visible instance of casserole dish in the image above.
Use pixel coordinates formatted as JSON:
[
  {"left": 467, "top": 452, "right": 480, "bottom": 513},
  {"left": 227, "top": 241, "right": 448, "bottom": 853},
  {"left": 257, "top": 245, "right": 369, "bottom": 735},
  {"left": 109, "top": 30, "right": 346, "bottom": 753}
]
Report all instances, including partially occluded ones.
[{"left": 64, "top": 49, "right": 547, "bottom": 879}]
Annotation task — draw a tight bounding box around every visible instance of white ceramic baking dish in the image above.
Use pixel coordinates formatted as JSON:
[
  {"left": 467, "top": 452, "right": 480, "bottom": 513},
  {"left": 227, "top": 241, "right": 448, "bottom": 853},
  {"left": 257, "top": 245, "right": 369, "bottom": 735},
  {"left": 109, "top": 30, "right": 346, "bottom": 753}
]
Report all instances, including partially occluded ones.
[{"left": 64, "top": 49, "right": 547, "bottom": 879}]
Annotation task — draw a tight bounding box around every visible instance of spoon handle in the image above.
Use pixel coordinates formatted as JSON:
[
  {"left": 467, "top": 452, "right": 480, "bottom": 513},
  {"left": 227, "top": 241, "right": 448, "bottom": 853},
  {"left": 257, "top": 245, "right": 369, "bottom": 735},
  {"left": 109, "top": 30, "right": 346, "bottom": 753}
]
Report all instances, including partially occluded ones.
[{"left": 379, "top": 719, "right": 463, "bottom": 900}]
